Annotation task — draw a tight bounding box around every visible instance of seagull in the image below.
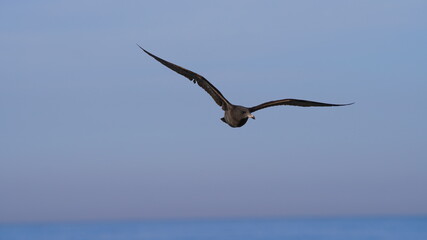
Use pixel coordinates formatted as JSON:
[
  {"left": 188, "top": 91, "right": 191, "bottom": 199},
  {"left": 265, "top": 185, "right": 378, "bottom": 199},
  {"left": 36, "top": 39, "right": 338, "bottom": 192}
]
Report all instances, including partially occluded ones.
[{"left": 138, "top": 45, "right": 353, "bottom": 128}]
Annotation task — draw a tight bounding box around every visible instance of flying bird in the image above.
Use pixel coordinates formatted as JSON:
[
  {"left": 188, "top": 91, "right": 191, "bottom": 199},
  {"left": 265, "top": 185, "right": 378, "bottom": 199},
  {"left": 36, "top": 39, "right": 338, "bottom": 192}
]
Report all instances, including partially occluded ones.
[{"left": 138, "top": 45, "right": 352, "bottom": 128}]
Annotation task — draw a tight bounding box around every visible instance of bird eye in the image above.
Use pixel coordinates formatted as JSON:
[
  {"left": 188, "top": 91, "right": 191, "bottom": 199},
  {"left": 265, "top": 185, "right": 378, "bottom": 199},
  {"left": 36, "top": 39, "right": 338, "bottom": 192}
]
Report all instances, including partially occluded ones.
[{"left": 241, "top": 111, "right": 246, "bottom": 114}]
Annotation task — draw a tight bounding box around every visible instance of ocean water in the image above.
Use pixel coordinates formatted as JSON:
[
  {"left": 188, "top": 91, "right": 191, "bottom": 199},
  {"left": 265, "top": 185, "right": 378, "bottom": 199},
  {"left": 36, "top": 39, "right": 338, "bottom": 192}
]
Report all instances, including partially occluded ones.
[{"left": 1, "top": 216, "right": 426, "bottom": 240}]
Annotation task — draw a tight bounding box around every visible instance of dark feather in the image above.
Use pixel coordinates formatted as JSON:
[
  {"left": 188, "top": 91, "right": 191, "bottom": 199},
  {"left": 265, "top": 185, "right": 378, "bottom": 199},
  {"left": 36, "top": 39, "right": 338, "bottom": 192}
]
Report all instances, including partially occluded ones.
[
  {"left": 137, "top": 45, "right": 230, "bottom": 110},
  {"left": 249, "top": 99, "right": 353, "bottom": 112}
]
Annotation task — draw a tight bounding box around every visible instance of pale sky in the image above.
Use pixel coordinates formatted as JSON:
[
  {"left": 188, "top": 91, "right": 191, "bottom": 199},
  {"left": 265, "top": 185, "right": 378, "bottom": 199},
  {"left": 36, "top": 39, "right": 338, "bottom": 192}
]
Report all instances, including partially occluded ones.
[{"left": 1, "top": 0, "right": 427, "bottom": 223}]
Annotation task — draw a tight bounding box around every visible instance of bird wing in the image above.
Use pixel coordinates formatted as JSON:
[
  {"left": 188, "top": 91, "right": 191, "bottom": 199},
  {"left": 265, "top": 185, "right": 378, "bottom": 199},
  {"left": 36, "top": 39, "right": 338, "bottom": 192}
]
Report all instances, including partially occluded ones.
[
  {"left": 138, "top": 45, "right": 231, "bottom": 110},
  {"left": 249, "top": 99, "right": 353, "bottom": 113}
]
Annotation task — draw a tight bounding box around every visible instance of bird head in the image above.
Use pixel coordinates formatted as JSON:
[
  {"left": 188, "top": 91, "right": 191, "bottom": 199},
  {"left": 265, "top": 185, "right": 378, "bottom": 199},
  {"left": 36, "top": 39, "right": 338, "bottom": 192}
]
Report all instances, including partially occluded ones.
[{"left": 237, "top": 107, "right": 255, "bottom": 120}]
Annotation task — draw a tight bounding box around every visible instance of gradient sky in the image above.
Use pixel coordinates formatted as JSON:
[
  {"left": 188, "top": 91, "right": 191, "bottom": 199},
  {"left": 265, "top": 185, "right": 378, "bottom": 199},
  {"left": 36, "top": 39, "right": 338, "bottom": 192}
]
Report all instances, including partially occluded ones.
[{"left": 1, "top": 0, "right": 427, "bottom": 223}]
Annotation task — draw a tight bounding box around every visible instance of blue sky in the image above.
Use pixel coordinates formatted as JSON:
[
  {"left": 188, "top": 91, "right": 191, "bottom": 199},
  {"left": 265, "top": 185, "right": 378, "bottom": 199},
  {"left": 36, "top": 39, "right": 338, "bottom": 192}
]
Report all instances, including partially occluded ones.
[{"left": 1, "top": 0, "right": 427, "bottom": 223}]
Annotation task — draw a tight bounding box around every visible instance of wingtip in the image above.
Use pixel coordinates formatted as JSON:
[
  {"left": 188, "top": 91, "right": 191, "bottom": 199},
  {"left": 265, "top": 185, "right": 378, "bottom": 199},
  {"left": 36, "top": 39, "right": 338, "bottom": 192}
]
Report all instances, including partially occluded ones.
[
  {"left": 136, "top": 43, "right": 149, "bottom": 53},
  {"left": 336, "top": 102, "right": 355, "bottom": 107}
]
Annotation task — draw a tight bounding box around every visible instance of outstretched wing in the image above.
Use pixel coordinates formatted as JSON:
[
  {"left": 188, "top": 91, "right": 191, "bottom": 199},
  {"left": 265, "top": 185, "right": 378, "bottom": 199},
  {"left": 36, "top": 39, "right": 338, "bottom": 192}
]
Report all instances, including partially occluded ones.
[
  {"left": 249, "top": 99, "right": 353, "bottom": 113},
  {"left": 138, "top": 45, "right": 230, "bottom": 110}
]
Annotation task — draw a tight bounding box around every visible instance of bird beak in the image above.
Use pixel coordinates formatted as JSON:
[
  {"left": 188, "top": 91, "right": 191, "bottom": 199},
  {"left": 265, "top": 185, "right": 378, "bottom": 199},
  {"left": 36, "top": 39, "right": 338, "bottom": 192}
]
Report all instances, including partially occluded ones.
[{"left": 248, "top": 113, "right": 255, "bottom": 119}]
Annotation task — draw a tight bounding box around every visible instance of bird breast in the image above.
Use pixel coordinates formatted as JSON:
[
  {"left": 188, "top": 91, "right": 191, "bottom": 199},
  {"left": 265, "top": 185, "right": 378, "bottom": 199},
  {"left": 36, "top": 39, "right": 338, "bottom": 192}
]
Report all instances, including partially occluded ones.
[{"left": 224, "top": 111, "right": 248, "bottom": 128}]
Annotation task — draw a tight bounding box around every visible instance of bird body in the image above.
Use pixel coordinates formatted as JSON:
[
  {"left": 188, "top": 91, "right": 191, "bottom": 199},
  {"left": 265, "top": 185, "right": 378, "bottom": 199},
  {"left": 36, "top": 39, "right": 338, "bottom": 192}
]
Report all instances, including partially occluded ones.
[
  {"left": 222, "top": 105, "right": 254, "bottom": 128},
  {"left": 138, "top": 45, "right": 352, "bottom": 128}
]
